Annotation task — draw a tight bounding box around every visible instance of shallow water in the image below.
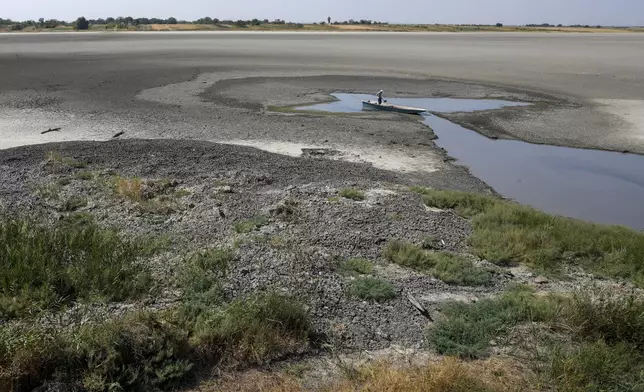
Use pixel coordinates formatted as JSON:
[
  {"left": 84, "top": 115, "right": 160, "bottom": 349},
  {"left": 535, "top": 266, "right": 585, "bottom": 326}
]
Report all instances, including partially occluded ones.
[{"left": 298, "top": 94, "right": 644, "bottom": 230}]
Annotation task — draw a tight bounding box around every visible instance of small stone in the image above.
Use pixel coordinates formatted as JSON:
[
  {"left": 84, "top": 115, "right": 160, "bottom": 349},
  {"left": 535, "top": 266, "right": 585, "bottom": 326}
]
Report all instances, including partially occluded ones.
[{"left": 534, "top": 276, "right": 549, "bottom": 284}]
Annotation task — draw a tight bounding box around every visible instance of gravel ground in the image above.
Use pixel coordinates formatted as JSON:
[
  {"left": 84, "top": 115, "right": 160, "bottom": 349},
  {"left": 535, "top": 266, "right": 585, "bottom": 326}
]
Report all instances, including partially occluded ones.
[{"left": 0, "top": 139, "right": 623, "bottom": 354}]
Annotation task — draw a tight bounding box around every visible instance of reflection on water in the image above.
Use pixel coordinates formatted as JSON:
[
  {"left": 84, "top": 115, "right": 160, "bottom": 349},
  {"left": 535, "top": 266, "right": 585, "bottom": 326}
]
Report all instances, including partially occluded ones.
[{"left": 298, "top": 94, "right": 644, "bottom": 230}]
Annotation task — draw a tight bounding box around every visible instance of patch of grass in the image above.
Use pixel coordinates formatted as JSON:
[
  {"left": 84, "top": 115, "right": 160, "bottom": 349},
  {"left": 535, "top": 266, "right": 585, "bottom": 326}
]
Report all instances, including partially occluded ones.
[
  {"left": 427, "top": 287, "right": 557, "bottom": 359},
  {"left": 411, "top": 187, "right": 644, "bottom": 286},
  {"left": 35, "top": 183, "right": 62, "bottom": 200},
  {"left": 192, "top": 293, "right": 311, "bottom": 364},
  {"left": 181, "top": 248, "right": 233, "bottom": 312},
  {"left": 73, "top": 171, "right": 95, "bottom": 181},
  {"left": 432, "top": 254, "right": 495, "bottom": 286},
  {"left": 384, "top": 241, "right": 494, "bottom": 286},
  {"left": 0, "top": 219, "right": 154, "bottom": 320},
  {"left": 411, "top": 187, "right": 497, "bottom": 218},
  {"left": 235, "top": 215, "right": 269, "bottom": 234},
  {"left": 45, "top": 151, "right": 87, "bottom": 169},
  {"left": 328, "top": 196, "right": 341, "bottom": 203},
  {"left": 61, "top": 196, "right": 87, "bottom": 212},
  {"left": 348, "top": 277, "right": 397, "bottom": 301},
  {"left": 339, "top": 258, "right": 374, "bottom": 275},
  {"left": 547, "top": 340, "right": 644, "bottom": 392},
  {"left": 340, "top": 188, "right": 365, "bottom": 201}
]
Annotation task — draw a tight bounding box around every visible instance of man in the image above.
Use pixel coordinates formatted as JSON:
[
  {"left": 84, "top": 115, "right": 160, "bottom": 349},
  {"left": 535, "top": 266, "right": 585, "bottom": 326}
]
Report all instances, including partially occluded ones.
[{"left": 377, "top": 89, "right": 384, "bottom": 105}]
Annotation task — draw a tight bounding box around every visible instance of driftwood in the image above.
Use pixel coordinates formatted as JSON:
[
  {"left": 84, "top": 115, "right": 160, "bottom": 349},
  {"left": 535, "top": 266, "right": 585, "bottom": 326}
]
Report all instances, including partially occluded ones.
[
  {"left": 41, "top": 127, "right": 61, "bottom": 134},
  {"left": 407, "top": 293, "right": 432, "bottom": 321}
]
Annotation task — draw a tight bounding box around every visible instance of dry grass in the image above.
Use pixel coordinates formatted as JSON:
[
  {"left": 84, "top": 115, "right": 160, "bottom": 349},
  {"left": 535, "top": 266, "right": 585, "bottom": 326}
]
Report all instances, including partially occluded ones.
[
  {"left": 115, "top": 176, "right": 143, "bottom": 201},
  {"left": 331, "top": 357, "right": 535, "bottom": 392},
  {"left": 195, "top": 371, "right": 302, "bottom": 392}
]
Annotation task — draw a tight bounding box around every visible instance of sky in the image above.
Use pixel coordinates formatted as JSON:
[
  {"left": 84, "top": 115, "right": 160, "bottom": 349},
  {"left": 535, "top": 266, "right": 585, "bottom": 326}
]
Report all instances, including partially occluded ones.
[{"left": 3, "top": 0, "right": 644, "bottom": 26}]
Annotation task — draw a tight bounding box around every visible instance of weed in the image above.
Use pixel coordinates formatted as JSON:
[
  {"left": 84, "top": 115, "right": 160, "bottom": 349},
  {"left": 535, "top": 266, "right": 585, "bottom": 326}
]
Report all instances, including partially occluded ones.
[
  {"left": 427, "top": 287, "right": 557, "bottom": 358},
  {"left": 385, "top": 241, "right": 494, "bottom": 286},
  {"left": 0, "top": 219, "right": 154, "bottom": 320},
  {"left": 411, "top": 188, "right": 644, "bottom": 286},
  {"left": 339, "top": 258, "right": 374, "bottom": 275},
  {"left": 340, "top": 188, "right": 365, "bottom": 201},
  {"left": 328, "top": 196, "right": 341, "bottom": 203},
  {"left": 235, "top": 215, "right": 269, "bottom": 234},
  {"left": 349, "top": 277, "right": 397, "bottom": 301}
]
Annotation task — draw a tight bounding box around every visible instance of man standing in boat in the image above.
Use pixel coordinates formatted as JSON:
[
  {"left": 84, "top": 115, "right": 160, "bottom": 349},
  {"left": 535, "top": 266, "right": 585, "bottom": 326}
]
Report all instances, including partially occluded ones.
[{"left": 377, "top": 89, "right": 384, "bottom": 105}]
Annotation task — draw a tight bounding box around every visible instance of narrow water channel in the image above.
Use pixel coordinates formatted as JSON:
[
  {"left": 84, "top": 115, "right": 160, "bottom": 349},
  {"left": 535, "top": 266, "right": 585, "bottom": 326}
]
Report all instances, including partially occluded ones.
[{"left": 297, "top": 94, "right": 644, "bottom": 230}]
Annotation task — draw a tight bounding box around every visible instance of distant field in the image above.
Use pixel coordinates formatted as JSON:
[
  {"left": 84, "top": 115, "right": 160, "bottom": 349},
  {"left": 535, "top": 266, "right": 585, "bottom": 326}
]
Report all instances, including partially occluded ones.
[{"left": 1, "top": 23, "right": 643, "bottom": 33}]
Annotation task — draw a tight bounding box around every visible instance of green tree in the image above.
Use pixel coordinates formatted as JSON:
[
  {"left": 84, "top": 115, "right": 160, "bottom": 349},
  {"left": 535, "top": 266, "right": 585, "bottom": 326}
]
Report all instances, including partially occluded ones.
[{"left": 75, "top": 17, "right": 89, "bottom": 30}]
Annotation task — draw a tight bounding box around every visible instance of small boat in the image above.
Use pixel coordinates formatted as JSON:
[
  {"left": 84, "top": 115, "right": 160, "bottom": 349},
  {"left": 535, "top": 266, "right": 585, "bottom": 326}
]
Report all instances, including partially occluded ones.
[{"left": 362, "top": 100, "right": 426, "bottom": 115}]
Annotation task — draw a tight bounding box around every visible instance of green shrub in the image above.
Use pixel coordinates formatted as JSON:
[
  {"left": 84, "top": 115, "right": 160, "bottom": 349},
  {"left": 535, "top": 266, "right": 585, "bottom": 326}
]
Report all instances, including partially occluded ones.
[
  {"left": 0, "top": 312, "right": 193, "bottom": 391},
  {"left": 192, "top": 293, "right": 310, "bottom": 363},
  {"left": 340, "top": 188, "right": 365, "bottom": 201},
  {"left": 428, "top": 287, "right": 556, "bottom": 358},
  {"left": 235, "top": 215, "right": 269, "bottom": 234},
  {"left": 0, "top": 219, "right": 154, "bottom": 320},
  {"left": 0, "top": 292, "right": 310, "bottom": 391},
  {"left": 348, "top": 277, "right": 398, "bottom": 301}
]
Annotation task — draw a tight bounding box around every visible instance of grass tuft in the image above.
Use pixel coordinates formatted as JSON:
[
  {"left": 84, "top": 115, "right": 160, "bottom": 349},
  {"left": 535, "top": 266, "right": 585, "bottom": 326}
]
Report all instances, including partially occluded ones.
[
  {"left": 235, "top": 215, "right": 269, "bottom": 234},
  {"left": 411, "top": 187, "right": 644, "bottom": 286},
  {"left": 340, "top": 188, "right": 365, "bottom": 201},
  {"left": 339, "top": 258, "right": 374, "bottom": 275},
  {"left": 114, "top": 176, "right": 143, "bottom": 202},
  {"left": 348, "top": 277, "right": 397, "bottom": 301},
  {"left": 385, "top": 241, "right": 494, "bottom": 286}
]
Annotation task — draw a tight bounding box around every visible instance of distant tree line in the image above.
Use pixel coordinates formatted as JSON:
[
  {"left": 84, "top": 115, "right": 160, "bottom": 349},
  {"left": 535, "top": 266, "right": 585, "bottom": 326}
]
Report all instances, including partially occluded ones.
[{"left": 0, "top": 17, "right": 611, "bottom": 31}]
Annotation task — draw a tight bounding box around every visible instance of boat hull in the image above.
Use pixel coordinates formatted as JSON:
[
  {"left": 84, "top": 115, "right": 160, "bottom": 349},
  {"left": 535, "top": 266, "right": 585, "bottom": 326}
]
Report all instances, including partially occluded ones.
[{"left": 362, "top": 100, "right": 426, "bottom": 114}]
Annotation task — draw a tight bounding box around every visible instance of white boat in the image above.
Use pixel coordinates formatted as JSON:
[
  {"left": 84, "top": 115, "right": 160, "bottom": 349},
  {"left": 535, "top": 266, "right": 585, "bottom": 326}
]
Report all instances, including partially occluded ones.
[{"left": 362, "top": 100, "right": 426, "bottom": 114}]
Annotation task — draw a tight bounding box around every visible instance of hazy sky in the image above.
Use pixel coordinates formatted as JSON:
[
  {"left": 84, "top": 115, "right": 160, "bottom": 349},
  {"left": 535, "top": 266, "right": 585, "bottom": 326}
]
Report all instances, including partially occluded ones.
[{"left": 4, "top": 0, "right": 644, "bottom": 26}]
